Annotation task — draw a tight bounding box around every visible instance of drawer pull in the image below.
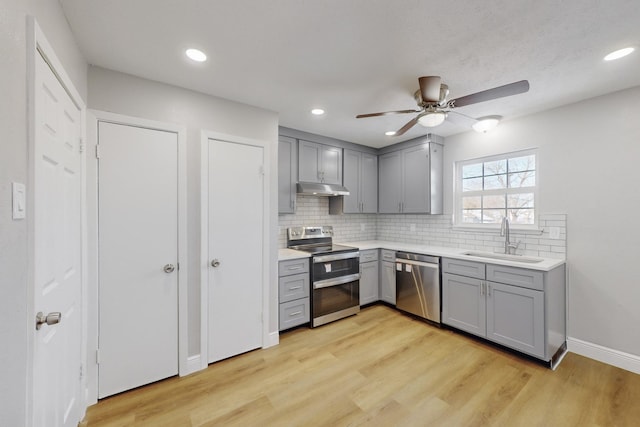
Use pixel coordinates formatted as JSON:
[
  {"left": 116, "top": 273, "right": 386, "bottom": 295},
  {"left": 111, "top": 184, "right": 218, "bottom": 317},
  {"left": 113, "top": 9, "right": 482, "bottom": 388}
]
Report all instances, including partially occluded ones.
[
  {"left": 289, "top": 311, "right": 302, "bottom": 316},
  {"left": 289, "top": 286, "right": 302, "bottom": 290},
  {"left": 288, "top": 266, "right": 302, "bottom": 270}
]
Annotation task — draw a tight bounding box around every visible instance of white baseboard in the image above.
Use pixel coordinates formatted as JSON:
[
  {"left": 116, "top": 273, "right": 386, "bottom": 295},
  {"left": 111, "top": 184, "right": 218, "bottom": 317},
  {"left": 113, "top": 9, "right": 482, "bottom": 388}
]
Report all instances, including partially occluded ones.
[
  {"left": 567, "top": 337, "right": 640, "bottom": 375},
  {"left": 265, "top": 331, "right": 279, "bottom": 348},
  {"left": 180, "top": 354, "right": 204, "bottom": 376}
]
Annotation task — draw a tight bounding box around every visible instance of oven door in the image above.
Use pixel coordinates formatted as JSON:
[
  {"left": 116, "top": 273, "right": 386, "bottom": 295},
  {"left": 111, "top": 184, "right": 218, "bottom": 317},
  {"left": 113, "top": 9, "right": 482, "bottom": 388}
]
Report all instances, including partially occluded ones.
[
  {"left": 312, "top": 251, "right": 359, "bottom": 281},
  {"left": 312, "top": 277, "right": 359, "bottom": 327}
]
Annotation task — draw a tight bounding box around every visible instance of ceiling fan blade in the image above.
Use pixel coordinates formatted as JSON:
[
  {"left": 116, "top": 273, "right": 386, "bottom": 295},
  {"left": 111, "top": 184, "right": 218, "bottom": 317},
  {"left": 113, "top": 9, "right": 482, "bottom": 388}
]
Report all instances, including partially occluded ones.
[
  {"left": 395, "top": 116, "right": 419, "bottom": 136},
  {"left": 356, "top": 109, "right": 421, "bottom": 119},
  {"left": 451, "top": 80, "right": 530, "bottom": 108},
  {"left": 418, "top": 76, "right": 442, "bottom": 103}
]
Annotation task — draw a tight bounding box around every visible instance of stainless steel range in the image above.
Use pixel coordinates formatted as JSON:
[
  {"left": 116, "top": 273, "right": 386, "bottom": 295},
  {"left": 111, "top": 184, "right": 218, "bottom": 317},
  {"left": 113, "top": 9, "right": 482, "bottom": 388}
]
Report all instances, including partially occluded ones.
[{"left": 287, "top": 226, "right": 360, "bottom": 327}]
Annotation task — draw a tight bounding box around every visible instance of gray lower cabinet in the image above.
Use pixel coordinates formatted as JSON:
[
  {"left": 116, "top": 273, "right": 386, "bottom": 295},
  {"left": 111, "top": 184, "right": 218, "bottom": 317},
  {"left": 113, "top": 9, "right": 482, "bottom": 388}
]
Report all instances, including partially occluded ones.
[
  {"left": 442, "top": 258, "right": 565, "bottom": 361},
  {"left": 278, "top": 136, "right": 297, "bottom": 214},
  {"left": 359, "top": 250, "right": 379, "bottom": 305},
  {"left": 379, "top": 250, "right": 396, "bottom": 305},
  {"left": 278, "top": 258, "right": 310, "bottom": 331}
]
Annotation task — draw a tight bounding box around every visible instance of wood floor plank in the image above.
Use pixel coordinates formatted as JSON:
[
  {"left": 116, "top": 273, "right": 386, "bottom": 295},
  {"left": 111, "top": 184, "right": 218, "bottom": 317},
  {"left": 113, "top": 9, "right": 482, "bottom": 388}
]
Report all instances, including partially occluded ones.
[{"left": 84, "top": 305, "right": 640, "bottom": 427}]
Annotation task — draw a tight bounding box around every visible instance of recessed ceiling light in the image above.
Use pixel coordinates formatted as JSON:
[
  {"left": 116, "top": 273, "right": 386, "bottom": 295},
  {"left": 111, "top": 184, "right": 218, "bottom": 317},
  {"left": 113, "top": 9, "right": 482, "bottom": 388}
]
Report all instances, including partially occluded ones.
[
  {"left": 185, "top": 48, "right": 207, "bottom": 62},
  {"left": 311, "top": 108, "right": 325, "bottom": 115},
  {"left": 604, "top": 47, "right": 634, "bottom": 61},
  {"left": 385, "top": 131, "right": 396, "bottom": 136}
]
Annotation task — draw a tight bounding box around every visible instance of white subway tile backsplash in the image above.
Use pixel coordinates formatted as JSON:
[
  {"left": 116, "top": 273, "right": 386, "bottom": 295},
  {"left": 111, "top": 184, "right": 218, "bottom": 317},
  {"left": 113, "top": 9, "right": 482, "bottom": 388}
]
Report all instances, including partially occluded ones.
[{"left": 278, "top": 197, "right": 566, "bottom": 259}]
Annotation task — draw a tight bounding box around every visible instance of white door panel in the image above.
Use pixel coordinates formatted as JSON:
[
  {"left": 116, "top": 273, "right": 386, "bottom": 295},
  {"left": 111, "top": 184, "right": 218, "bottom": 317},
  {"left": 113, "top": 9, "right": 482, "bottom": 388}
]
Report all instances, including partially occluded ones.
[
  {"left": 33, "top": 51, "right": 83, "bottom": 427},
  {"left": 98, "top": 122, "right": 179, "bottom": 398},
  {"left": 207, "top": 139, "right": 264, "bottom": 363}
]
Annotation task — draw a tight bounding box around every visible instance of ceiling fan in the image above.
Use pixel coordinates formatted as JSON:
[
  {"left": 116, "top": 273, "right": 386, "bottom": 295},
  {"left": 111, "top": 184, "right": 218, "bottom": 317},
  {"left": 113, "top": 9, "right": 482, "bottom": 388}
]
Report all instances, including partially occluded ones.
[{"left": 356, "top": 76, "right": 530, "bottom": 135}]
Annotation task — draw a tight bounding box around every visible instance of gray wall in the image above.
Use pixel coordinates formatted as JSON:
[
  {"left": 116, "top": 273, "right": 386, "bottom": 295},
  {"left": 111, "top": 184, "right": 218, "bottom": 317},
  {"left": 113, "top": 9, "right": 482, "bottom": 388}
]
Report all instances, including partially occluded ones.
[
  {"left": 444, "top": 86, "right": 640, "bottom": 357},
  {"left": 87, "top": 66, "right": 279, "bottom": 358},
  {"left": 0, "top": 1, "right": 87, "bottom": 425}
]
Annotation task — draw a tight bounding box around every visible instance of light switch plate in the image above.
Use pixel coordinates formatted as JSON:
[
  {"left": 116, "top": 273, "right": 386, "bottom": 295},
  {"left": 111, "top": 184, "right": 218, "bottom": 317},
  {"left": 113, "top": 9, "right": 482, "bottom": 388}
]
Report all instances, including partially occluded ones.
[
  {"left": 549, "top": 227, "right": 560, "bottom": 239},
  {"left": 360, "top": 223, "right": 365, "bottom": 232},
  {"left": 410, "top": 224, "right": 416, "bottom": 232},
  {"left": 12, "top": 182, "right": 26, "bottom": 219}
]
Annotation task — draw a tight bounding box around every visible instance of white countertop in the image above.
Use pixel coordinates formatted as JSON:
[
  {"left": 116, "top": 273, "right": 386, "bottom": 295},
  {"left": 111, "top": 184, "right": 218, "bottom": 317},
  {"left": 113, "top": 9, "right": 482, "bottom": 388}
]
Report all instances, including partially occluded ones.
[
  {"left": 337, "top": 240, "right": 566, "bottom": 272},
  {"left": 278, "top": 248, "right": 311, "bottom": 261}
]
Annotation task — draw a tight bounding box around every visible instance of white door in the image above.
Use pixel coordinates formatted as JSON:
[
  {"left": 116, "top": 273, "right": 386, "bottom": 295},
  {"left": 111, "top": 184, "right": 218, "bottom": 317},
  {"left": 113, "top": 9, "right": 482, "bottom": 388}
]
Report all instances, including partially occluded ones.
[
  {"left": 32, "top": 51, "right": 83, "bottom": 427},
  {"left": 97, "top": 122, "right": 179, "bottom": 398},
  {"left": 207, "top": 138, "right": 264, "bottom": 363}
]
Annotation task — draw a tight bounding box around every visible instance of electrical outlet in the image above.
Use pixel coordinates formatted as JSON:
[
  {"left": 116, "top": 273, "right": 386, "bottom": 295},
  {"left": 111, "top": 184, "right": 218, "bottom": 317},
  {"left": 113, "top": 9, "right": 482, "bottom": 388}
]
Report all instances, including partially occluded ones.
[
  {"left": 410, "top": 224, "right": 416, "bottom": 232},
  {"left": 549, "top": 227, "right": 560, "bottom": 239},
  {"left": 360, "top": 223, "right": 365, "bottom": 232}
]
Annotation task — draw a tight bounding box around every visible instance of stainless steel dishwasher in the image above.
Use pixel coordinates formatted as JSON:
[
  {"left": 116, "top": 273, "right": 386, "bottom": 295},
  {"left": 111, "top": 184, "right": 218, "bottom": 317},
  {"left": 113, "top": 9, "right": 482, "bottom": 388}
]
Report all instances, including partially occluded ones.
[{"left": 395, "top": 252, "right": 441, "bottom": 323}]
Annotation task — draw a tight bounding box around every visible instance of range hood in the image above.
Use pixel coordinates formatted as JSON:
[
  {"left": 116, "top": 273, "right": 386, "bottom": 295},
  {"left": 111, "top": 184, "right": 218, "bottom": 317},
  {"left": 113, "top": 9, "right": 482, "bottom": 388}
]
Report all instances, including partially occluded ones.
[{"left": 297, "top": 182, "right": 350, "bottom": 196}]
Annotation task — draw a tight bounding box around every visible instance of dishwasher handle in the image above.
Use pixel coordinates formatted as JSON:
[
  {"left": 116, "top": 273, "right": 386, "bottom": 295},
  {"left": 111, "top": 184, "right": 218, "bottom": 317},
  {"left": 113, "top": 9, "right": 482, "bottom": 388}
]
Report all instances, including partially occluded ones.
[{"left": 396, "top": 258, "right": 440, "bottom": 270}]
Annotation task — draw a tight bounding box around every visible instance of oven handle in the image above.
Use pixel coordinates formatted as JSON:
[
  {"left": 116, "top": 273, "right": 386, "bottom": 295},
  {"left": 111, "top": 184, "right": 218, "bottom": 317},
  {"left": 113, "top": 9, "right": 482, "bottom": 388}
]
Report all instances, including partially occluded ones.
[
  {"left": 313, "top": 251, "right": 360, "bottom": 263},
  {"left": 313, "top": 273, "right": 361, "bottom": 289}
]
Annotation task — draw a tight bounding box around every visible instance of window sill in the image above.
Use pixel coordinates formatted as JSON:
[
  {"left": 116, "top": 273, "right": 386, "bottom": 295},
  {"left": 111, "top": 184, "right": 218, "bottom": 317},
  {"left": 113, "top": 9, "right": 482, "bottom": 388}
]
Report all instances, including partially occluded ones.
[{"left": 452, "top": 225, "right": 544, "bottom": 235}]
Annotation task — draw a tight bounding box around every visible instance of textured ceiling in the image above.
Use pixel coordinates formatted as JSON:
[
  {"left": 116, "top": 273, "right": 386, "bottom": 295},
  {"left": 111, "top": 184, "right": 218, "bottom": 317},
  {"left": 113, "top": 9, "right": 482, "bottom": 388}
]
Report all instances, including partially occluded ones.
[{"left": 60, "top": 0, "right": 640, "bottom": 148}]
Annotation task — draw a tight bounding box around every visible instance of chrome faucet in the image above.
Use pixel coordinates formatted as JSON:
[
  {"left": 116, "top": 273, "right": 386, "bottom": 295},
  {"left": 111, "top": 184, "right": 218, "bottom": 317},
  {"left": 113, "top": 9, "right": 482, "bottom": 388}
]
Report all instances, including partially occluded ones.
[{"left": 500, "top": 217, "right": 519, "bottom": 254}]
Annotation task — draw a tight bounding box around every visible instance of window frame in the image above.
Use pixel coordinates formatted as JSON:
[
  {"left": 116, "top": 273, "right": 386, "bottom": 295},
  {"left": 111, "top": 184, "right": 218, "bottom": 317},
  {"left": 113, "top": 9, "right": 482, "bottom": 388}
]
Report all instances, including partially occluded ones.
[{"left": 453, "top": 148, "right": 539, "bottom": 230}]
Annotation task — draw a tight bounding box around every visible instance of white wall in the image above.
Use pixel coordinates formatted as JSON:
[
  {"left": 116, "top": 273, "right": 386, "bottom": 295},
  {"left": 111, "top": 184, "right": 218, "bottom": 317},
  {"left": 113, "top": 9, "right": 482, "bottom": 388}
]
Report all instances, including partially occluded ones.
[
  {"left": 0, "top": 1, "right": 87, "bottom": 425},
  {"left": 87, "top": 66, "right": 279, "bottom": 359},
  {"left": 444, "top": 86, "right": 640, "bottom": 357}
]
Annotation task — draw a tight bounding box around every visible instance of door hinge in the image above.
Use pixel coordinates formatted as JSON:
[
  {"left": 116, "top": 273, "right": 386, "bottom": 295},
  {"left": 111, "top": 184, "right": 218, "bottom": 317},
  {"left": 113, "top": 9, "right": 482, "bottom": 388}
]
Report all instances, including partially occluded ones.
[
  {"left": 79, "top": 137, "right": 85, "bottom": 154},
  {"left": 95, "top": 145, "right": 101, "bottom": 159},
  {"left": 80, "top": 364, "right": 84, "bottom": 379},
  {"left": 96, "top": 349, "right": 100, "bottom": 364}
]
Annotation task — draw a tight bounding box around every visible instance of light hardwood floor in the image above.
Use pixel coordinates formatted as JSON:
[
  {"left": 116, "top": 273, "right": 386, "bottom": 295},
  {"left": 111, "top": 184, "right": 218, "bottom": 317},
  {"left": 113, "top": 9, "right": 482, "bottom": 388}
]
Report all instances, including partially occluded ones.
[{"left": 84, "top": 305, "right": 640, "bottom": 426}]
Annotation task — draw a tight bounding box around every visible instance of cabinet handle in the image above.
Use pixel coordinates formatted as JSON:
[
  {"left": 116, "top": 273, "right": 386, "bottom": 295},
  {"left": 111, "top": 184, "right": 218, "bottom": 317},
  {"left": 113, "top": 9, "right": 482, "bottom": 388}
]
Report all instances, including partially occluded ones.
[
  {"left": 480, "top": 282, "right": 485, "bottom": 296},
  {"left": 289, "top": 311, "right": 302, "bottom": 316},
  {"left": 289, "top": 286, "right": 302, "bottom": 290},
  {"left": 288, "top": 266, "right": 302, "bottom": 271},
  {"left": 487, "top": 284, "right": 491, "bottom": 296}
]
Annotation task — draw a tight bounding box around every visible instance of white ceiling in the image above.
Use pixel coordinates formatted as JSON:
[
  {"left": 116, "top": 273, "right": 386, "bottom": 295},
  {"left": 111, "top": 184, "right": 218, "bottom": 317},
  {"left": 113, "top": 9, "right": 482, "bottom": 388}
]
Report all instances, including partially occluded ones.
[{"left": 60, "top": 0, "right": 640, "bottom": 148}]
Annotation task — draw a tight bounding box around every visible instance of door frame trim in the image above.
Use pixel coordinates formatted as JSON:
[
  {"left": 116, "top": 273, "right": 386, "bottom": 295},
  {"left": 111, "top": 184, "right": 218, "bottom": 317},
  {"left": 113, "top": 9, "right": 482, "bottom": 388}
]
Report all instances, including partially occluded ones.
[
  {"left": 26, "top": 16, "right": 88, "bottom": 427},
  {"left": 85, "top": 110, "right": 188, "bottom": 403},
  {"left": 200, "top": 130, "right": 272, "bottom": 369}
]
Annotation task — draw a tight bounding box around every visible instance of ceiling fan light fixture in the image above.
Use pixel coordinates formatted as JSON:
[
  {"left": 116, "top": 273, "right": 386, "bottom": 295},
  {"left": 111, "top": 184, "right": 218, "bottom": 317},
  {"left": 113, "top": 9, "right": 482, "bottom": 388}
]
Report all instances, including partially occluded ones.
[
  {"left": 417, "top": 111, "right": 447, "bottom": 127},
  {"left": 385, "top": 131, "right": 397, "bottom": 136},
  {"left": 472, "top": 116, "right": 502, "bottom": 133},
  {"left": 311, "top": 108, "right": 325, "bottom": 116},
  {"left": 604, "top": 47, "right": 635, "bottom": 61}
]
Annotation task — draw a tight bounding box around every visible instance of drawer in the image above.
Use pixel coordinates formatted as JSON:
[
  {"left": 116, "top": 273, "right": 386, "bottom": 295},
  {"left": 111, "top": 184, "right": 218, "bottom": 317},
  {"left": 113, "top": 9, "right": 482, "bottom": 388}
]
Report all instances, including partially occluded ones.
[
  {"left": 486, "top": 264, "right": 544, "bottom": 291},
  {"left": 279, "top": 273, "right": 310, "bottom": 303},
  {"left": 279, "top": 258, "right": 309, "bottom": 276},
  {"left": 359, "top": 249, "right": 379, "bottom": 263},
  {"left": 279, "top": 298, "right": 310, "bottom": 330},
  {"left": 442, "top": 258, "right": 485, "bottom": 279},
  {"left": 381, "top": 249, "right": 396, "bottom": 262}
]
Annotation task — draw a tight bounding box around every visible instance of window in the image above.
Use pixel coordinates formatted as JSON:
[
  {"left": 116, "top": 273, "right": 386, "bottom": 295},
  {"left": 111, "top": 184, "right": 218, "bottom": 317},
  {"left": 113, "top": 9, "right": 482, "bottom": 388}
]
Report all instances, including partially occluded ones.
[{"left": 455, "top": 150, "right": 537, "bottom": 227}]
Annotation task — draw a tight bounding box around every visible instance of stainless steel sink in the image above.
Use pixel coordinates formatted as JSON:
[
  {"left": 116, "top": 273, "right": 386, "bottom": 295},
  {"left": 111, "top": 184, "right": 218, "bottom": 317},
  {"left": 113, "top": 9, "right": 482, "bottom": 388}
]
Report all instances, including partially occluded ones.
[{"left": 461, "top": 251, "right": 544, "bottom": 264}]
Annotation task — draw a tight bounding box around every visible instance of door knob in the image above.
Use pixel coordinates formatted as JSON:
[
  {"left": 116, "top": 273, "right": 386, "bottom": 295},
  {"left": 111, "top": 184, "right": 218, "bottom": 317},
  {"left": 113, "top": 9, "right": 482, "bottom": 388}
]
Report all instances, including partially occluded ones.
[
  {"left": 211, "top": 259, "right": 220, "bottom": 268},
  {"left": 163, "top": 264, "right": 175, "bottom": 273},
  {"left": 36, "top": 312, "right": 61, "bottom": 330}
]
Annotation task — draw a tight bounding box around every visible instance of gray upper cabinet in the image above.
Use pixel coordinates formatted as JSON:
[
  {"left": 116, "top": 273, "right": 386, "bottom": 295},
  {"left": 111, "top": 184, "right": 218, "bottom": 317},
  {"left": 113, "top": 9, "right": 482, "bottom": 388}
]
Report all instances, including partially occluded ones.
[
  {"left": 341, "top": 149, "right": 378, "bottom": 213},
  {"left": 278, "top": 136, "right": 297, "bottom": 214},
  {"left": 378, "top": 151, "right": 402, "bottom": 213},
  {"left": 298, "top": 140, "right": 342, "bottom": 185},
  {"left": 378, "top": 142, "right": 443, "bottom": 214}
]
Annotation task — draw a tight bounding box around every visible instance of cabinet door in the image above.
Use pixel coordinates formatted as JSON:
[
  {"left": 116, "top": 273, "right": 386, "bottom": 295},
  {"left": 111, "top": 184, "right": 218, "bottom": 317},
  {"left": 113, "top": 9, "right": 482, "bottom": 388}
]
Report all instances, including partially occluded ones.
[
  {"left": 379, "top": 261, "right": 396, "bottom": 305},
  {"left": 378, "top": 151, "right": 402, "bottom": 213},
  {"left": 342, "top": 149, "right": 361, "bottom": 213},
  {"left": 320, "top": 145, "right": 342, "bottom": 184},
  {"left": 298, "top": 140, "right": 320, "bottom": 183},
  {"left": 361, "top": 152, "right": 378, "bottom": 213},
  {"left": 360, "top": 261, "right": 379, "bottom": 305},
  {"left": 278, "top": 136, "right": 297, "bottom": 213},
  {"left": 442, "top": 273, "right": 486, "bottom": 337},
  {"left": 486, "top": 281, "right": 545, "bottom": 358},
  {"left": 402, "top": 144, "right": 430, "bottom": 213}
]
